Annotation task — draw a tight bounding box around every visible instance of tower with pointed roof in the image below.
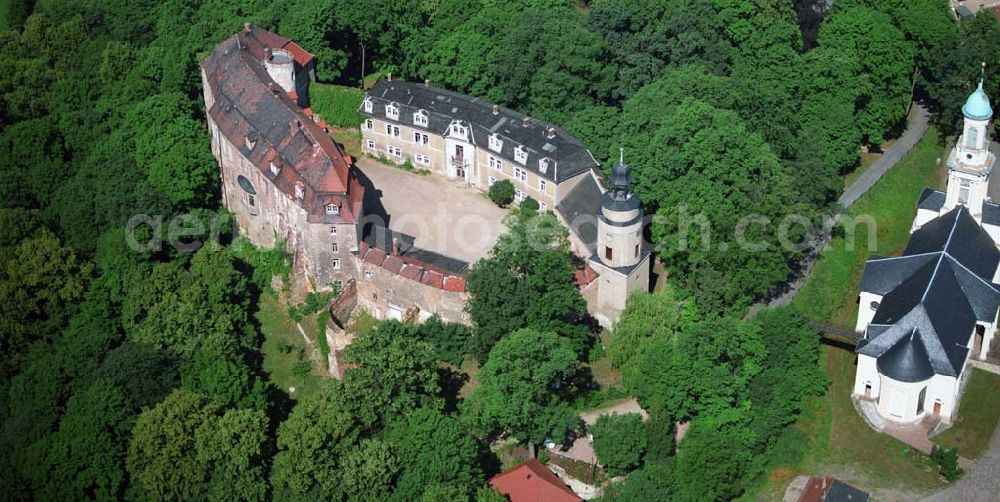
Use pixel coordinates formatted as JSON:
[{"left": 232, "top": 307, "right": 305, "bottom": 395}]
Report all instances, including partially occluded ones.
[
  {"left": 944, "top": 69, "right": 995, "bottom": 217},
  {"left": 589, "top": 150, "right": 650, "bottom": 326}
]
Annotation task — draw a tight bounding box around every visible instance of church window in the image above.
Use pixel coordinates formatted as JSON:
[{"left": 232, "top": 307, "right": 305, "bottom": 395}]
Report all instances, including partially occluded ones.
[
  {"left": 966, "top": 128, "right": 979, "bottom": 149},
  {"left": 605, "top": 246, "right": 613, "bottom": 261},
  {"left": 514, "top": 145, "right": 528, "bottom": 164},
  {"left": 959, "top": 179, "right": 970, "bottom": 205},
  {"left": 489, "top": 133, "right": 503, "bottom": 152},
  {"left": 386, "top": 102, "right": 399, "bottom": 120},
  {"left": 635, "top": 244, "right": 639, "bottom": 258},
  {"left": 413, "top": 110, "right": 428, "bottom": 127}
]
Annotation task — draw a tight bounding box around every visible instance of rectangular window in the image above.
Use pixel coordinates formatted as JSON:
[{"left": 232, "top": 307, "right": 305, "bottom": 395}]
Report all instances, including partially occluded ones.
[
  {"left": 386, "top": 103, "right": 399, "bottom": 120},
  {"left": 366, "top": 140, "right": 375, "bottom": 150},
  {"left": 514, "top": 145, "right": 528, "bottom": 164},
  {"left": 414, "top": 111, "right": 428, "bottom": 127},
  {"left": 605, "top": 246, "right": 613, "bottom": 261},
  {"left": 414, "top": 154, "right": 430, "bottom": 165},
  {"left": 489, "top": 155, "right": 502, "bottom": 171},
  {"left": 514, "top": 168, "right": 526, "bottom": 182},
  {"left": 538, "top": 179, "right": 547, "bottom": 193},
  {"left": 332, "top": 258, "right": 341, "bottom": 270},
  {"left": 331, "top": 243, "right": 339, "bottom": 252},
  {"left": 960, "top": 188, "right": 970, "bottom": 205},
  {"left": 635, "top": 244, "right": 640, "bottom": 258},
  {"left": 387, "top": 146, "right": 402, "bottom": 158},
  {"left": 247, "top": 194, "right": 255, "bottom": 207},
  {"left": 515, "top": 189, "right": 526, "bottom": 202},
  {"left": 488, "top": 176, "right": 496, "bottom": 186},
  {"left": 366, "top": 119, "right": 373, "bottom": 130},
  {"left": 386, "top": 124, "right": 392, "bottom": 135},
  {"left": 392, "top": 126, "right": 400, "bottom": 138},
  {"left": 413, "top": 132, "right": 429, "bottom": 144},
  {"left": 539, "top": 202, "right": 547, "bottom": 212},
  {"left": 330, "top": 226, "right": 337, "bottom": 235}
]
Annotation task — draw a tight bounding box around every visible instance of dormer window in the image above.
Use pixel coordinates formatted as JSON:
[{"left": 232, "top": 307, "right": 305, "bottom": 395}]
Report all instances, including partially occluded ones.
[
  {"left": 363, "top": 98, "right": 373, "bottom": 113},
  {"left": 450, "top": 122, "right": 467, "bottom": 137},
  {"left": 385, "top": 102, "right": 399, "bottom": 121},
  {"left": 245, "top": 131, "right": 258, "bottom": 150},
  {"left": 489, "top": 133, "right": 503, "bottom": 153},
  {"left": 514, "top": 145, "right": 528, "bottom": 165},
  {"left": 270, "top": 162, "right": 280, "bottom": 176},
  {"left": 294, "top": 183, "right": 304, "bottom": 200},
  {"left": 325, "top": 203, "right": 339, "bottom": 215},
  {"left": 413, "top": 110, "right": 428, "bottom": 127},
  {"left": 539, "top": 157, "right": 552, "bottom": 174}
]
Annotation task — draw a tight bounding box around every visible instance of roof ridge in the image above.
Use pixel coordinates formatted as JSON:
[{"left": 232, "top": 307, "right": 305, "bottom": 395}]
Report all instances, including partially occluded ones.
[
  {"left": 944, "top": 251, "right": 1000, "bottom": 294},
  {"left": 867, "top": 251, "right": 941, "bottom": 262},
  {"left": 919, "top": 212, "right": 965, "bottom": 302}
]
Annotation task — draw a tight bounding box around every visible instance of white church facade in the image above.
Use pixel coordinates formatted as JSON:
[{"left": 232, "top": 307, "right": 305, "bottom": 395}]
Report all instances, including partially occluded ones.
[{"left": 853, "top": 79, "right": 1000, "bottom": 425}]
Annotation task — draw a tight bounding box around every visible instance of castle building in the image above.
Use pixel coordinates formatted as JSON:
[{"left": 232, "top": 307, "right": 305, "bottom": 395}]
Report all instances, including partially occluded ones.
[
  {"left": 202, "top": 26, "right": 649, "bottom": 336},
  {"left": 853, "top": 78, "right": 1000, "bottom": 425}
]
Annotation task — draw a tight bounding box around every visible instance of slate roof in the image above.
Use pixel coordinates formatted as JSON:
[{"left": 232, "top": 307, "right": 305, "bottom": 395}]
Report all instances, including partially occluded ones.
[
  {"left": 917, "top": 188, "right": 946, "bottom": 212},
  {"left": 984, "top": 200, "right": 1000, "bottom": 226},
  {"left": 857, "top": 207, "right": 1000, "bottom": 380},
  {"left": 361, "top": 80, "right": 599, "bottom": 183},
  {"left": 825, "top": 479, "right": 871, "bottom": 502},
  {"left": 556, "top": 173, "right": 604, "bottom": 252},
  {"left": 201, "top": 26, "right": 363, "bottom": 224}
]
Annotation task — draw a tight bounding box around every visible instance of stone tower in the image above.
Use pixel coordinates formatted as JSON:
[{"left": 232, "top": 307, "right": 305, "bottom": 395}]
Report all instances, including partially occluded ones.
[
  {"left": 944, "top": 72, "right": 995, "bottom": 219},
  {"left": 590, "top": 151, "right": 650, "bottom": 327}
]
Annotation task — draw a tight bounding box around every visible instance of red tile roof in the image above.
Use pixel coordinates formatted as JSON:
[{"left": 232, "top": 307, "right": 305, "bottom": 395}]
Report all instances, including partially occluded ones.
[
  {"left": 363, "top": 247, "right": 386, "bottom": 266},
  {"left": 382, "top": 255, "right": 405, "bottom": 274},
  {"left": 442, "top": 275, "right": 466, "bottom": 292},
  {"left": 573, "top": 265, "right": 599, "bottom": 287},
  {"left": 489, "top": 458, "right": 581, "bottom": 502},
  {"left": 201, "top": 25, "right": 361, "bottom": 224}
]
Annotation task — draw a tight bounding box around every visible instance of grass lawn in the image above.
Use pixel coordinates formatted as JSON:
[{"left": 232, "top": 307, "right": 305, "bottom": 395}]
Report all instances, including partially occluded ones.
[
  {"left": 310, "top": 83, "right": 365, "bottom": 128},
  {"left": 934, "top": 369, "right": 1000, "bottom": 459},
  {"left": 258, "top": 292, "right": 326, "bottom": 400},
  {"left": 794, "top": 126, "right": 948, "bottom": 327},
  {"left": 744, "top": 344, "right": 946, "bottom": 500}
]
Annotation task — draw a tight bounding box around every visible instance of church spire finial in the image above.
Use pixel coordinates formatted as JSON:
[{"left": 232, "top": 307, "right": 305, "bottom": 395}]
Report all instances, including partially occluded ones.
[
  {"left": 619, "top": 147, "right": 624, "bottom": 164},
  {"left": 982, "top": 61, "right": 987, "bottom": 87}
]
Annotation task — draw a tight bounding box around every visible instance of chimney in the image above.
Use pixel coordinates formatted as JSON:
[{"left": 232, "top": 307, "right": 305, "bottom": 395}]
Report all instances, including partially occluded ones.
[
  {"left": 546, "top": 127, "right": 556, "bottom": 139},
  {"left": 424, "top": 79, "right": 431, "bottom": 87},
  {"left": 391, "top": 238, "right": 400, "bottom": 256},
  {"left": 522, "top": 116, "right": 530, "bottom": 127},
  {"left": 492, "top": 104, "right": 500, "bottom": 115}
]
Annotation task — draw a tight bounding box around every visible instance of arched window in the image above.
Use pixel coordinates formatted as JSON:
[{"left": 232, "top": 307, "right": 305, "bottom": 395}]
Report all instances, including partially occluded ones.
[{"left": 966, "top": 127, "right": 979, "bottom": 149}]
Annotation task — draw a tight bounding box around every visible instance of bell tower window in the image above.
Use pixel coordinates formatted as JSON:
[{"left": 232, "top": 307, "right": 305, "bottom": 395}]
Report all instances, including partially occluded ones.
[
  {"left": 605, "top": 246, "right": 613, "bottom": 261},
  {"left": 966, "top": 127, "right": 979, "bottom": 149}
]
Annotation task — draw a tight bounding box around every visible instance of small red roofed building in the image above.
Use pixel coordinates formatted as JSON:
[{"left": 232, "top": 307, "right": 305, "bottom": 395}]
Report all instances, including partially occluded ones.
[{"left": 488, "top": 458, "right": 582, "bottom": 502}]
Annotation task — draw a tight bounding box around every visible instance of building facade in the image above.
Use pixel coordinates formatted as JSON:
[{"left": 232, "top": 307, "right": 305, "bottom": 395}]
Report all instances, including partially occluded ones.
[
  {"left": 359, "top": 79, "right": 600, "bottom": 213},
  {"left": 853, "top": 79, "right": 1000, "bottom": 425}
]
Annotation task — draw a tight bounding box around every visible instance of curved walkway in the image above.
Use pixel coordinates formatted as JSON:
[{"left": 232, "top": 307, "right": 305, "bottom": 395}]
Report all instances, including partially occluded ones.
[
  {"left": 754, "top": 103, "right": 931, "bottom": 311},
  {"left": 923, "top": 425, "right": 1000, "bottom": 501}
]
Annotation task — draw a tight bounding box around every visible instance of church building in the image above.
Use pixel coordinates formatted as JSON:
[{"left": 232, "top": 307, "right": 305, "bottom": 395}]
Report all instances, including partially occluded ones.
[{"left": 853, "top": 78, "right": 1000, "bottom": 425}]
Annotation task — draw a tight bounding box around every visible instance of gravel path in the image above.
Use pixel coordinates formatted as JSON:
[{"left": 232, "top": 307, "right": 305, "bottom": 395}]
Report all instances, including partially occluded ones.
[
  {"left": 839, "top": 104, "right": 931, "bottom": 207},
  {"left": 923, "top": 425, "right": 1000, "bottom": 501}
]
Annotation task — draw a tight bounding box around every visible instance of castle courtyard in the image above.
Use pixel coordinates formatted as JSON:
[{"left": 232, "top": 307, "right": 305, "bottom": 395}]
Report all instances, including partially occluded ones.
[{"left": 356, "top": 157, "right": 508, "bottom": 263}]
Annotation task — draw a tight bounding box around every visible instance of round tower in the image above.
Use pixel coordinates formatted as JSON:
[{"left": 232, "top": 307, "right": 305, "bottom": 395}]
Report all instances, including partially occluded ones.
[
  {"left": 597, "top": 154, "right": 643, "bottom": 269},
  {"left": 264, "top": 48, "right": 296, "bottom": 94}
]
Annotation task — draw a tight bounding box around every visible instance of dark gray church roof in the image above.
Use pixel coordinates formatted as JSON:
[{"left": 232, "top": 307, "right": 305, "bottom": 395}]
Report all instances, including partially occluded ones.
[
  {"left": 361, "top": 80, "right": 599, "bottom": 183},
  {"left": 857, "top": 207, "right": 1000, "bottom": 379},
  {"left": 556, "top": 174, "right": 603, "bottom": 252},
  {"left": 984, "top": 201, "right": 1000, "bottom": 226},
  {"left": 825, "top": 479, "right": 870, "bottom": 502},
  {"left": 917, "top": 188, "right": 945, "bottom": 212}
]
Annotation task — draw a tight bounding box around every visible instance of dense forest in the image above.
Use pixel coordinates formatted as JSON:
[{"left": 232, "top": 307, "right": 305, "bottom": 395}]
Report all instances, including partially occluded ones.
[{"left": 3, "top": 0, "right": 1000, "bottom": 500}]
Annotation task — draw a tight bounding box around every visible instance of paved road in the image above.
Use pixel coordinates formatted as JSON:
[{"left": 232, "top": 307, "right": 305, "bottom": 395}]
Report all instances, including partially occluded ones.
[
  {"left": 923, "top": 425, "right": 1000, "bottom": 501},
  {"left": 751, "top": 104, "right": 931, "bottom": 311},
  {"left": 839, "top": 104, "right": 931, "bottom": 207}
]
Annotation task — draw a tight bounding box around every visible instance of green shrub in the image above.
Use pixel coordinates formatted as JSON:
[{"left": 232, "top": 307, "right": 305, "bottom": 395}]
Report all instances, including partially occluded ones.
[
  {"left": 288, "top": 289, "right": 338, "bottom": 322},
  {"left": 931, "top": 445, "right": 963, "bottom": 481},
  {"left": 591, "top": 413, "right": 647, "bottom": 475},
  {"left": 230, "top": 237, "right": 291, "bottom": 292},
  {"left": 316, "top": 311, "right": 331, "bottom": 369},
  {"left": 292, "top": 360, "right": 312, "bottom": 380},
  {"left": 520, "top": 196, "right": 539, "bottom": 214},
  {"left": 309, "top": 83, "right": 366, "bottom": 128},
  {"left": 488, "top": 180, "right": 515, "bottom": 207}
]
